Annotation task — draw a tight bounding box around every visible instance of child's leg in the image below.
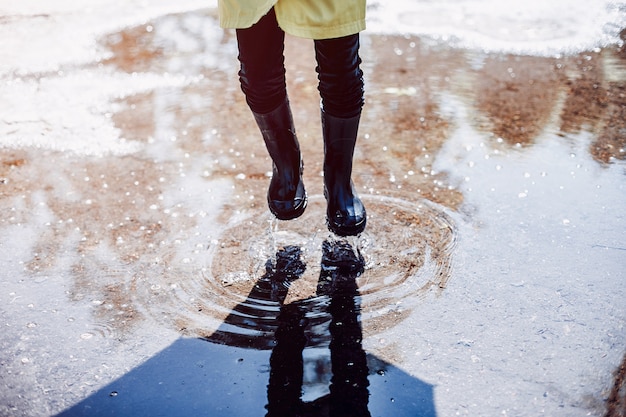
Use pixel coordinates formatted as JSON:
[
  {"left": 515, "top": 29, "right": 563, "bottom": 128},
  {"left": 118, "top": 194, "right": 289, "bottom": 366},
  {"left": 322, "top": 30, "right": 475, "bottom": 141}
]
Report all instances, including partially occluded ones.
[{"left": 236, "top": 9, "right": 307, "bottom": 220}]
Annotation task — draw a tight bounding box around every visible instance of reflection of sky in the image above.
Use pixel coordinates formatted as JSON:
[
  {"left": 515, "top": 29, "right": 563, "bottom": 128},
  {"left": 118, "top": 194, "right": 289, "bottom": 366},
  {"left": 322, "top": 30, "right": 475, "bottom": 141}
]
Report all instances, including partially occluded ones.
[
  {"left": 367, "top": 0, "right": 626, "bottom": 55},
  {"left": 435, "top": 92, "right": 626, "bottom": 261}
]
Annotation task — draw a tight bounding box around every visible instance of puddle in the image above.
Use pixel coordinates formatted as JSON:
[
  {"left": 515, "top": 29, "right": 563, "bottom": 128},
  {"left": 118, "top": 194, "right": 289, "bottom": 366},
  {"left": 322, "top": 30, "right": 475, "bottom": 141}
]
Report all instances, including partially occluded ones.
[
  {"left": 57, "top": 239, "right": 438, "bottom": 416},
  {"left": 173, "top": 195, "right": 457, "bottom": 347}
]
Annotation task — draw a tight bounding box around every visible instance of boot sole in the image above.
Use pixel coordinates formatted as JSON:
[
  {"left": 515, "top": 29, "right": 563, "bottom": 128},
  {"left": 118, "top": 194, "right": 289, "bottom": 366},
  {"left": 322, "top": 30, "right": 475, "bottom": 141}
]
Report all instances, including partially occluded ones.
[
  {"left": 269, "top": 197, "right": 308, "bottom": 221},
  {"left": 326, "top": 214, "right": 367, "bottom": 237}
]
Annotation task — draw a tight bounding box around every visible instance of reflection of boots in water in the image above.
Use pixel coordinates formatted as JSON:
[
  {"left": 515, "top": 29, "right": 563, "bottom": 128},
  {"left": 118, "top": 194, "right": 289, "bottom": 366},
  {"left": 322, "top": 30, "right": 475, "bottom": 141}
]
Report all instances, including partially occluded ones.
[
  {"left": 205, "top": 245, "right": 305, "bottom": 349},
  {"left": 328, "top": 291, "right": 370, "bottom": 417},
  {"left": 253, "top": 97, "right": 307, "bottom": 220},
  {"left": 319, "top": 239, "right": 371, "bottom": 417},
  {"left": 265, "top": 303, "right": 307, "bottom": 417},
  {"left": 317, "top": 239, "right": 364, "bottom": 296},
  {"left": 266, "top": 240, "right": 370, "bottom": 417},
  {"left": 262, "top": 244, "right": 307, "bottom": 304},
  {"left": 264, "top": 246, "right": 307, "bottom": 416}
]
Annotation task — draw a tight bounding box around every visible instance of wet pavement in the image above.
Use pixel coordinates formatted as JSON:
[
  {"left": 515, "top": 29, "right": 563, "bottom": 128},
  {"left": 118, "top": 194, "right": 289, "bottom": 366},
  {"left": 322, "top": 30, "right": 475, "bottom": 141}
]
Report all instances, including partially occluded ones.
[{"left": 1, "top": 4, "right": 626, "bottom": 417}]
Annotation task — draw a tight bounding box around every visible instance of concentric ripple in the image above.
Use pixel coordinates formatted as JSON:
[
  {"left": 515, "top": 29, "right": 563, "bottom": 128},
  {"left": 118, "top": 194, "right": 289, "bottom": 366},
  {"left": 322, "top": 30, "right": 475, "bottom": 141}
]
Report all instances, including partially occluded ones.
[{"left": 163, "top": 195, "right": 458, "bottom": 349}]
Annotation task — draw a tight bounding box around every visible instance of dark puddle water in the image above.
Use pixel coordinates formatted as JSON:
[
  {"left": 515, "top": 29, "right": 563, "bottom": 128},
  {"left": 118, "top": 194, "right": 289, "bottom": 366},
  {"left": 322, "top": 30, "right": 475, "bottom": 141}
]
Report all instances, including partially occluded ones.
[{"left": 55, "top": 341, "right": 435, "bottom": 417}]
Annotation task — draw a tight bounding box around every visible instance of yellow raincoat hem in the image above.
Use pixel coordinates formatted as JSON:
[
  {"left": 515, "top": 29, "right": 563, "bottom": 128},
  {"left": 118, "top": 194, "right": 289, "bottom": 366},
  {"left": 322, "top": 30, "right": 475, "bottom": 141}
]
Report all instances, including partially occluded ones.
[
  {"left": 218, "top": 0, "right": 366, "bottom": 39},
  {"left": 277, "top": 19, "right": 365, "bottom": 40},
  {"left": 218, "top": 1, "right": 274, "bottom": 29}
]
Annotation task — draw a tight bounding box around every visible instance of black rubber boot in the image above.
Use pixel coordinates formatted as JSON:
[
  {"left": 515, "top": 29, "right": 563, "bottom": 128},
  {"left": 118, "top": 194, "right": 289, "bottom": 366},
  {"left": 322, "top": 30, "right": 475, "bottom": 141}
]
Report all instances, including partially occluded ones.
[
  {"left": 253, "top": 98, "right": 307, "bottom": 220},
  {"left": 322, "top": 110, "right": 367, "bottom": 236}
]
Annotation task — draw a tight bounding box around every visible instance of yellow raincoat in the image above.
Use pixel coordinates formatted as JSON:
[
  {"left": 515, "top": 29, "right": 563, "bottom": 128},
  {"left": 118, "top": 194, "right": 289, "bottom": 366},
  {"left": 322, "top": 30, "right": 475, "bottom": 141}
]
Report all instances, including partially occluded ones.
[{"left": 218, "top": 0, "right": 366, "bottom": 40}]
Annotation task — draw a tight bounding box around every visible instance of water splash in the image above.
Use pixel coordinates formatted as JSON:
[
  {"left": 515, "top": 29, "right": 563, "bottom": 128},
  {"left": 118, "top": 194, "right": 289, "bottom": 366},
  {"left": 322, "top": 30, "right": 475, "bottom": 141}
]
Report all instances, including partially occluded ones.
[{"left": 148, "top": 195, "right": 458, "bottom": 348}]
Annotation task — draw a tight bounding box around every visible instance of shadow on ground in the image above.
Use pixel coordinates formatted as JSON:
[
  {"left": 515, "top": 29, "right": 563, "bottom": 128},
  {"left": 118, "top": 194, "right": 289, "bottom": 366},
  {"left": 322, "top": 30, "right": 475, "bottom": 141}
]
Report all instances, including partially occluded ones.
[{"left": 56, "top": 241, "right": 437, "bottom": 417}]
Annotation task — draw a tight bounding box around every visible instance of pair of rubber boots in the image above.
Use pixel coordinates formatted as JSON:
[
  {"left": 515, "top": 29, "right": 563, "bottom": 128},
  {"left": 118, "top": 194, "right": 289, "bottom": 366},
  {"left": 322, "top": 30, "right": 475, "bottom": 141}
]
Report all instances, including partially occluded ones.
[{"left": 252, "top": 98, "right": 366, "bottom": 236}]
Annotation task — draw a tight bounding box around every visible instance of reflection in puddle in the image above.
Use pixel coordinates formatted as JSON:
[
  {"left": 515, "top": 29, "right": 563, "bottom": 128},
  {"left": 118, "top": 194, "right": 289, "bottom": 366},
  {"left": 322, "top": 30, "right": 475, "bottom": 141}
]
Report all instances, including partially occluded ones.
[
  {"left": 55, "top": 338, "right": 436, "bottom": 417},
  {"left": 57, "top": 240, "right": 437, "bottom": 416},
  {"left": 186, "top": 195, "right": 456, "bottom": 346},
  {"left": 260, "top": 240, "right": 372, "bottom": 416}
]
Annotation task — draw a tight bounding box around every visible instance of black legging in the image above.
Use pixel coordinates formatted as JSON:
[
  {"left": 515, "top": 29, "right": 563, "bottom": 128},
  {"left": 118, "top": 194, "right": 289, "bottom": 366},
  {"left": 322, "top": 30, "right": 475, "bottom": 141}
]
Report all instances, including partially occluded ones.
[{"left": 236, "top": 7, "right": 364, "bottom": 118}]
